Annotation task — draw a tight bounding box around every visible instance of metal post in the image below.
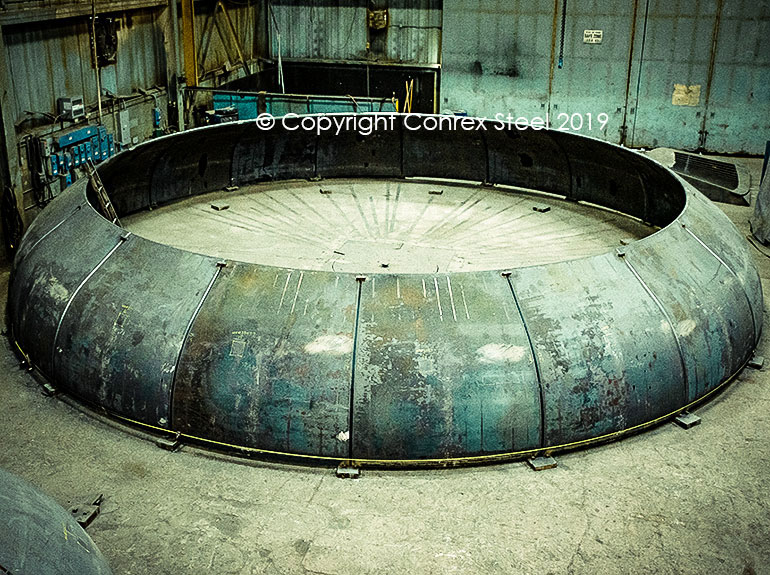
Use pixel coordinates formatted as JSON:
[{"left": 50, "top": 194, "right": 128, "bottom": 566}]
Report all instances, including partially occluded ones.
[
  {"left": 181, "top": 0, "right": 198, "bottom": 87},
  {"left": 0, "top": 25, "right": 25, "bottom": 230}
]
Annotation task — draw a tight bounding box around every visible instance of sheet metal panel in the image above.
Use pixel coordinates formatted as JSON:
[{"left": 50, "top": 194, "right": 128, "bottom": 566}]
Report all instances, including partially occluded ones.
[
  {"left": 12, "top": 184, "right": 86, "bottom": 268},
  {"left": 99, "top": 143, "right": 158, "bottom": 215},
  {"left": 510, "top": 254, "right": 686, "bottom": 446},
  {"left": 485, "top": 127, "right": 571, "bottom": 196},
  {"left": 114, "top": 9, "right": 166, "bottom": 95},
  {"left": 270, "top": 1, "right": 440, "bottom": 65},
  {"left": 441, "top": 0, "right": 555, "bottom": 119},
  {"left": 52, "top": 238, "right": 219, "bottom": 428},
  {"left": 232, "top": 126, "right": 317, "bottom": 184},
  {"left": 549, "top": 0, "right": 637, "bottom": 142},
  {"left": 703, "top": 1, "right": 770, "bottom": 154},
  {"left": 402, "top": 116, "right": 488, "bottom": 182},
  {"left": 270, "top": 2, "right": 368, "bottom": 62},
  {"left": 9, "top": 204, "right": 124, "bottom": 378},
  {"left": 0, "top": 468, "right": 113, "bottom": 575},
  {"left": 3, "top": 19, "right": 92, "bottom": 122},
  {"left": 628, "top": 0, "right": 717, "bottom": 150},
  {"left": 552, "top": 131, "right": 650, "bottom": 221},
  {"left": 173, "top": 263, "right": 356, "bottom": 457},
  {"left": 352, "top": 273, "right": 542, "bottom": 460},
  {"left": 678, "top": 189, "right": 763, "bottom": 343},
  {"left": 316, "top": 118, "right": 402, "bottom": 179},
  {"left": 387, "top": 3, "right": 442, "bottom": 65},
  {"left": 625, "top": 220, "right": 753, "bottom": 401},
  {"left": 149, "top": 125, "right": 239, "bottom": 206},
  {"left": 4, "top": 11, "right": 166, "bottom": 123}
]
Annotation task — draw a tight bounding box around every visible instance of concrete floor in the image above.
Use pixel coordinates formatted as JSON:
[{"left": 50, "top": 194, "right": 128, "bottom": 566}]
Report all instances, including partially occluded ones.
[{"left": 2, "top": 164, "right": 770, "bottom": 574}]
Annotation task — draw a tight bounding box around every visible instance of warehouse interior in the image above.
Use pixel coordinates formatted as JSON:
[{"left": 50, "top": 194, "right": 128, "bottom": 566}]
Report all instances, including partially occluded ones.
[{"left": 1, "top": 1, "right": 770, "bottom": 574}]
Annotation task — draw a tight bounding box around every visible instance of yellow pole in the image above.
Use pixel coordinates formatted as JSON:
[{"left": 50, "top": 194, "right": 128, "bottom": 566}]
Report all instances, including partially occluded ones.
[{"left": 181, "top": 0, "right": 198, "bottom": 86}]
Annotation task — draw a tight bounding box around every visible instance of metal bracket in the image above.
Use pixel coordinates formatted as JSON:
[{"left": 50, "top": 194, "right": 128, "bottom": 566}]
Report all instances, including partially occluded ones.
[
  {"left": 532, "top": 204, "right": 551, "bottom": 213},
  {"left": 527, "top": 456, "right": 557, "bottom": 471},
  {"left": 156, "top": 432, "right": 182, "bottom": 452},
  {"left": 748, "top": 355, "right": 764, "bottom": 370},
  {"left": 335, "top": 463, "right": 361, "bottom": 479},
  {"left": 674, "top": 411, "right": 701, "bottom": 429},
  {"left": 41, "top": 382, "right": 57, "bottom": 397},
  {"left": 69, "top": 494, "right": 103, "bottom": 528}
]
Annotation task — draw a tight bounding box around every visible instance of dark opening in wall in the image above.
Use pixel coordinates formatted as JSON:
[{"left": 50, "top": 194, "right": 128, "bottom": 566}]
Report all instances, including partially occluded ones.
[{"left": 224, "top": 61, "right": 438, "bottom": 114}]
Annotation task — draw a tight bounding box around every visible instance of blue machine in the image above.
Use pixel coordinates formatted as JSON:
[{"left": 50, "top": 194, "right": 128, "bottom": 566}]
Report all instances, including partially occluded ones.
[{"left": 46, "top": 125, "right": 116, "bottom": 188}]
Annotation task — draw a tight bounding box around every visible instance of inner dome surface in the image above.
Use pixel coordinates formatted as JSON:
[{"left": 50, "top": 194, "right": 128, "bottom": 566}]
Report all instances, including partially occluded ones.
[{"left": 122, "top": 178, "right": 655, "bottom": 273}]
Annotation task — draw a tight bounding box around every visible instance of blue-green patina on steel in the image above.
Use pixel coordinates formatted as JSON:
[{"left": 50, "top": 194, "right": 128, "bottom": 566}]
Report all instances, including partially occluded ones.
[{"left": 8, "top": 114, "right": 763, "bottom": 466}]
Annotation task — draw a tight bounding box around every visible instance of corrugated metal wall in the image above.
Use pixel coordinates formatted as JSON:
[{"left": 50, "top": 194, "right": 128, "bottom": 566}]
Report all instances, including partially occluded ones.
[
  {"left": 4, "top": 9, "right": 166, "bottom": 123},
  {"left": 441, "top": 0, "right": 554, "bottom": 119},
  {"left": 2, "top": 1, "right": 261, "bottom": 126},
  {"left": 1, "top": 1, "right": 766, "bottom": 153},
  {"left": 269, "top": 0, "right": 441, "bottom": 65},
  {"left": 442, "top": 0, "right": 770, "bottom": 153}
]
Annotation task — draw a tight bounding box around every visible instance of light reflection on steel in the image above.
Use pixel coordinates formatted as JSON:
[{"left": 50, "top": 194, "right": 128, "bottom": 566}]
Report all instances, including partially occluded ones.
[{"left": 8, "top": 115, "right": 762, "bottom": 467}]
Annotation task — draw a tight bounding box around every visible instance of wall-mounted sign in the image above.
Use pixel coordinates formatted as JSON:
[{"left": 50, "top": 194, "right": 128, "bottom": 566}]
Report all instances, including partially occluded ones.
[
  {"left": 672, "top": 84, "right": 702, "bottom": 106},
  {"left": 583, "top": 29, "right": 603, "bottom": 44}
]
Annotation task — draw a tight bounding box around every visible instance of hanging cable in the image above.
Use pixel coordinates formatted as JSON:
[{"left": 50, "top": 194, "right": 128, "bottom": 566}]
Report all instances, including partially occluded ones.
[{"left": 558, "top": 0, "right": 567, "bottom": 69}]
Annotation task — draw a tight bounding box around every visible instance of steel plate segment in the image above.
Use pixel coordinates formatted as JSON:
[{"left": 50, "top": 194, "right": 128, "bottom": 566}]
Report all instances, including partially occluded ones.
[
  {"left": 51, "top": 237, "right": 220, "bottom": 428},
  {"left": 149, "top": 124, "right": 244, "bottom": 207},
  {"left": 352, "top": 273, "right": 542, "bottom": 460},
  {"left": 679, "top": 188, "right": 763, "bottom": 342},
  {"left": 173, "top": 263, "right": 357, "bottom": 457},
  {"left": 402, "top": 115, "right": 488, "bottom": 182},
  {"left": 551, "top": 131, "right": 684, "bottom": 226},
  {"left": 232, "top": 125, "right": 317, "bottom": 185},
  {"left": 624, "top": 220, "right": 754, "bottom": 401},
  {"left": 0, "top": 468, "right": 113, "bottom": 575},
  {"left": 485, "top": 125, "right": 571, "bottom": 196},
  {"left": 509, "top": 254, "right": 686, "bottom": 446},
  {"left": 316, "top": 119, "right": 402, "bottom": 179},
  {"left": 98, "top": 142, "right": 159, "bottom": 216},
  {"left": 13, "top": 182, "right": 88, "bottom": 268},
  {"left": 9, "top": 205, "right": 124, "bottom": 377}
]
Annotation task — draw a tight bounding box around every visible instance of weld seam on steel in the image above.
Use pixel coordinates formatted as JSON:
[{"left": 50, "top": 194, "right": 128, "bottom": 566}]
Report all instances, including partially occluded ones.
[
  {"left": 348, "top": 278, "right": 365, "bottom": 460},
  {"left": 16, "top": 204, "right": 82, "bottom": 266},
  {"left": 638, "top": 172, "right": 650, "bottom": 224},
  {"left": 168, "top": 263, "right": 223, "bottom": 428},
  {"left": 504, "top": 275, "right": 546, "bottom": 449},
  {"left": 313, "top": 133, "right": 319, "bottom": 179},
  {"left": 623, "top": 257, "right": 690, "bottom": 400},
  {"left": 51, "top": 235, "right": 128, "bottom": 378},
  {"left": 550, "top": 135, "right": 574, "bottom": 199},
  {"left": 481, "top": 128, "right": 490, "bottom": 184},
  {"left": 682, "top": 224, "right": 759, "bottom": 344}
]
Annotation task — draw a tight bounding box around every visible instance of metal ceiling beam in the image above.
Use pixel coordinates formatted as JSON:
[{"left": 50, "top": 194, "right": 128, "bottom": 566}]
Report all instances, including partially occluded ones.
[{"left": 0, "top": 0, "right": 168, "bottom": 26}]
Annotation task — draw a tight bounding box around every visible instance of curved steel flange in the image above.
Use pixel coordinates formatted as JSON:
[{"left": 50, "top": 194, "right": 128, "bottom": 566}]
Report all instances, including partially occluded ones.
[{"left": 8, "top": 114, "right": 762, "bottom": 467}]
